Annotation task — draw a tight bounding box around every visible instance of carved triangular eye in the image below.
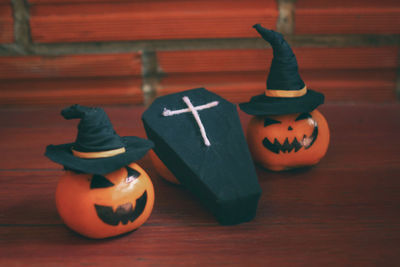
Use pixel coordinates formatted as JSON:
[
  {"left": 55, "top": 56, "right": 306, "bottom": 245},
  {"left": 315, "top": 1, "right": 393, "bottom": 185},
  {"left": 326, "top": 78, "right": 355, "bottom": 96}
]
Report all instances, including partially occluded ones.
[
  {"left": 125, "top": 166, "right": 141, "bottom": 183},
  {"left": 90, "top": 174, "right": 114, "bottom": 189},
  {"left": 264, "top": 117, "right": 281, "bottom": 127},
  {"left": 295, "top": 113, "right": 312, "bottom": 121}
]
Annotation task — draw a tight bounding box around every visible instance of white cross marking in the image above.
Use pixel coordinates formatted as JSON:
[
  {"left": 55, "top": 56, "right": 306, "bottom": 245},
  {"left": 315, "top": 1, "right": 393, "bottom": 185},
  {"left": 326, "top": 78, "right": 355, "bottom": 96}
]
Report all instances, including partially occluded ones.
[{"left": 162, "top": 96, "right": 219, "bottom": 146}]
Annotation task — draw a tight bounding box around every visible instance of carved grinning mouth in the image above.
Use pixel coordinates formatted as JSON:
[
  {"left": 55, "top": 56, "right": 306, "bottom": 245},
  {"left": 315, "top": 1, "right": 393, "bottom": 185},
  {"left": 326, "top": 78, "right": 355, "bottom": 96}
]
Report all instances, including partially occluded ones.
[
  {"left": 262, "top": 123, "right": 318, "bottom": 154},
  {"left": 94, "top": 191, "right": 147, "bottom": 226}
]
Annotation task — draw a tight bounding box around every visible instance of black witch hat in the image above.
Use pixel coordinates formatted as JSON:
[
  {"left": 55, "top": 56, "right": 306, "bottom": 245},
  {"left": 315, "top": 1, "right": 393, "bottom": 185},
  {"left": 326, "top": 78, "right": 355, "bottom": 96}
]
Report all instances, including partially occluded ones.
[
  {"left": 239, "top": 24, "right": 324, "bottom": 116},
  {"left": 45, "top": 104, "right": 153, "bottom": 175}
]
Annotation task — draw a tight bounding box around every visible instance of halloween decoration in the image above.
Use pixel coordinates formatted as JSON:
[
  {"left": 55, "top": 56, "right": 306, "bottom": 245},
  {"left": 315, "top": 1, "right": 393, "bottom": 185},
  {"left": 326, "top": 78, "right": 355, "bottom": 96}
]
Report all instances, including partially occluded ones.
[
  {"left": 56, "top": 163, "right": 154, "bottom": 238},
  {"left": 142, "top": 88, "right": 261, "bottom": 225},
  {"left": 247, "top": 110, "right": 329, "bottom": 171},
  {"left": 239, "top": 24, "right": 330, "bottom": 171},
  {"left": 149, "top": 150, "right": 179, "bottom": 184},
  {"left": 45, "top": 104, "right": 154, "bottom": 239}
]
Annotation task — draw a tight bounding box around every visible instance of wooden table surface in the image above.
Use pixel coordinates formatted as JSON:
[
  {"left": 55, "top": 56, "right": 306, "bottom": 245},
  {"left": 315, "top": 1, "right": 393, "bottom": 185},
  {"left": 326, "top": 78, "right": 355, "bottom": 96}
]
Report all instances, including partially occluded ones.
[{"left": 0, "top": 103, "right": 399, "bottom": 266}]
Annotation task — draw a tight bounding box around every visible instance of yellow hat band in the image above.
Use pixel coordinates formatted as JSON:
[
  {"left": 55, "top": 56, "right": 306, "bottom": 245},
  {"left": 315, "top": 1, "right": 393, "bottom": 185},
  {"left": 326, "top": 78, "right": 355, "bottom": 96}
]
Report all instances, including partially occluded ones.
[
  {"left": 265, "top": 86, "right": 307, "bottom": 98},
  {"left": 71, "top": 147, "right": 126, "bottom": 159}
]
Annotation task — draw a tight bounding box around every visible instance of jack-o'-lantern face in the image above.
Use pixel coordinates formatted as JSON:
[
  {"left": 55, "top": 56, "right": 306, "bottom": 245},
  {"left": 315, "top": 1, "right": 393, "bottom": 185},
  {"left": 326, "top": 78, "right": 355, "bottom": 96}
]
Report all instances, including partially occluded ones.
[
  {"left": 55, "top": 163, "right": 154, "bottom": 239},
  {"left": 262, "top": 112, "right": 318, "bottom": 154},
  {"left": 246, "top": 109, "right": 329, "bottom": 171}
]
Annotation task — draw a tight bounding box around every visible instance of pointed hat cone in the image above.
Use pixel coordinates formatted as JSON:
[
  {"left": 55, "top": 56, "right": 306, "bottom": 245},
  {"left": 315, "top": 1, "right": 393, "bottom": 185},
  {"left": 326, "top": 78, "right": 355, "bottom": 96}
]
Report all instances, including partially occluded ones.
[
  {"left": 61, "top": 104, "right": 125, "bottom": 153},
  {"left": 253, "top": 24, "right": 305, "bottom": 91},
  {"left": 45, "top": 104, "right": 154, "bottom": 175},
  {"left": 238, "top": 25, "right": 324, "bottom": 116}
]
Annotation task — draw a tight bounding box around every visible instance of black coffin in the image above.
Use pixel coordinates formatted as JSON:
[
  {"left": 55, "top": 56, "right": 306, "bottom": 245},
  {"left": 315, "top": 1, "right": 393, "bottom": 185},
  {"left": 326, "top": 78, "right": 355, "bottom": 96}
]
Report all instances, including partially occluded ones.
[{"left": 142, "top": 88, "right": 261, "bottom": 225}]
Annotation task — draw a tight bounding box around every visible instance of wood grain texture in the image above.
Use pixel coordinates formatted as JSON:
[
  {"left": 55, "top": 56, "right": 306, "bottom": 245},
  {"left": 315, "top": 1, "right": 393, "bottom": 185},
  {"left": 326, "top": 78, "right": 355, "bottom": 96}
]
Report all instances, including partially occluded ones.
[
  {"left": 0, "top": 77, "right": 144, "bottom": 106},
  {"left": 157, "top": 70, "right": 397, "bottom": 103},
  {"left": 156, "top": 48, "right": 398, "bottom": 102},
  {"left": 158, "top": 49, "right": 273, "bottom": 73},
  {"left": 158, "top": 47, "right": 398, "bottom": 73},
  {"left": 0, "top": 53, "right": 143, "bottom": 106},
  {"left": 29, "top": 0, "right": 277, "bottom": 43},
  {"left": 0, "top": 3, "right": 13, "bottom": 43},
  {"left": 295, "top": 0, "right": 400, "bottom": 34},
  {"left": 157, "top": 72, "right": 266, "bottom": 103},
  {"left": 29, "top": 0, "right": 131, "bottom": 3},
  {"left": 0, "top": 104, "right": 399, "bottom": 266},
  {"left": 0, "top": 53, "right": 142, "bottom": 79}
]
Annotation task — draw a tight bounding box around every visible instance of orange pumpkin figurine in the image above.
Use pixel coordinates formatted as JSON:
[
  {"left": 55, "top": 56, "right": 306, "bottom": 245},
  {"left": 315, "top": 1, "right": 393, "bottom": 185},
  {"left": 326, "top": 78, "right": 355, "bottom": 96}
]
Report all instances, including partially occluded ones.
[
  {"left": 240, "top": 25, "right": 330, "bottom": 171},
  {"left": 45, "top": 105, "right": 154, "bottom": 238}
]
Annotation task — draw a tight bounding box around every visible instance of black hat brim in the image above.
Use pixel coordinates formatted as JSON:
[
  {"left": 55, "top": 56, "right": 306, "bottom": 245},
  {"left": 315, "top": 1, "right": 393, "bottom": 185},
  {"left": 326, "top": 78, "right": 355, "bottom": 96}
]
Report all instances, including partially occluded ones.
[
  {"left": 239, "top": 89, "right": 324, "bottom": 116},
  {"left": 45, "top": 136, "right": 154, "bottom": 175}
]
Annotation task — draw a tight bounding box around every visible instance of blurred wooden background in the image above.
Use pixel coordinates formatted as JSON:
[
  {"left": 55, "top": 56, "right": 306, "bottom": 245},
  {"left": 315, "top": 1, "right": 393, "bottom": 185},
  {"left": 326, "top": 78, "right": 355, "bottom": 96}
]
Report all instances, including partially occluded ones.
[{"left": 0, "top": 0, "right": 399, "bottom": 106}]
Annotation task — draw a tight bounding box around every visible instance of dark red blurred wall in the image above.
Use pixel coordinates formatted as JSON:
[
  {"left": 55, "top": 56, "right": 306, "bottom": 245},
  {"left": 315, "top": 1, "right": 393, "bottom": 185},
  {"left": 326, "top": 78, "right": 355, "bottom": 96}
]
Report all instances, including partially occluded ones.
[{"left": 0, "top": 0, "right": 399, "bottom": 106}]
